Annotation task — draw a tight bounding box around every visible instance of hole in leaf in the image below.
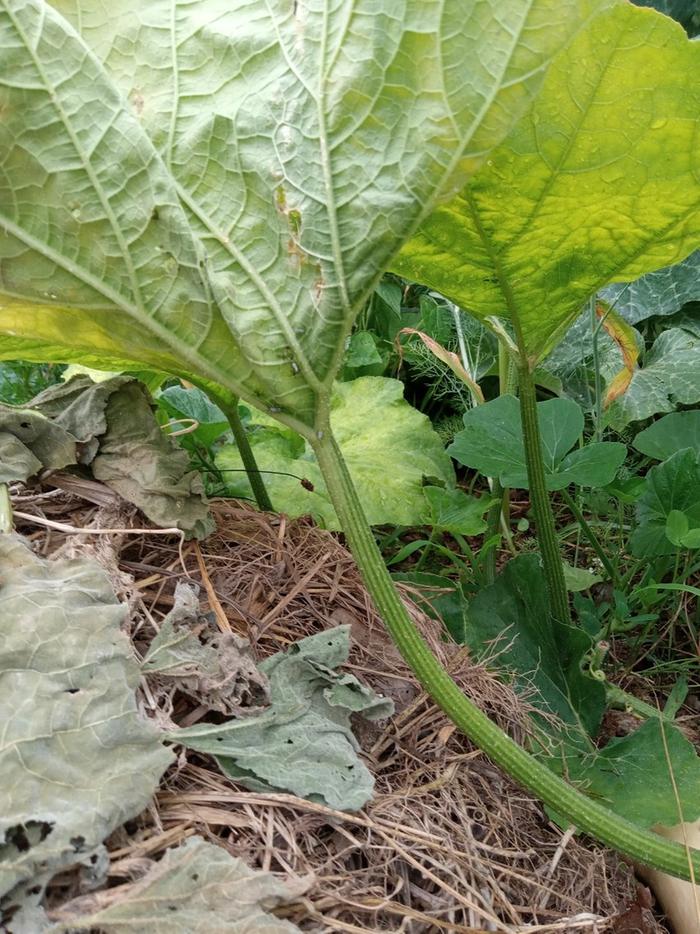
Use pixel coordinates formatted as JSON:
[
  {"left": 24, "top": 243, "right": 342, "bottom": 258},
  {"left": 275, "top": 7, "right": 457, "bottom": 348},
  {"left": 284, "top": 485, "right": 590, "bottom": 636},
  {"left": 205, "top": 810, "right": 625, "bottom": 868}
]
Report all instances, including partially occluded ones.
[{"left": 4, "top": 821, "right": 53, "bottom": 853}]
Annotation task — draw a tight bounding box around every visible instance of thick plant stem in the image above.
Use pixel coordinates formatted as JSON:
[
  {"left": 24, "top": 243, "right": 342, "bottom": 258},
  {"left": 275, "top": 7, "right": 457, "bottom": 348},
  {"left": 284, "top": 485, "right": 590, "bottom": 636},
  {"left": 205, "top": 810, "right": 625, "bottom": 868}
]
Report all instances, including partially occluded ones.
[
  {"left": 517, "top": 366, "right": 571, "bottom": 625},
  {"left": 0, "top": 483, "right": 12, "bottom": 533},
  {"left": 313, "top": 429, "right": 700, "bottom": 881},
  {"left": 206, "top": 391, "right": 273, "bottom": 512}
]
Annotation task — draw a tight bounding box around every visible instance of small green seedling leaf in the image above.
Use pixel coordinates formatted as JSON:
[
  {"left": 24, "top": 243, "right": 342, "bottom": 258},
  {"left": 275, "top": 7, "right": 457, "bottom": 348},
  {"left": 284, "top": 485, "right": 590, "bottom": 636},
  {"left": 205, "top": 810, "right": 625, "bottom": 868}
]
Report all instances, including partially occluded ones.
[
  {"left": 665, "top": 509, "right": 690, "bottom": 547},
  {"left": 157, "top": 385, "right": 230, "bottom": 450},
  {"left": 448, "top": 395, "right": 625, "bottom": 490},
  {"left": 630, "top": 449, "right": 700, "bottom": 556},
  {"left": 562, "top": 562, "right": 603, "bottom": 592},
  {"left": 343, "top": 332, "right": 385, "bottom": 372}
]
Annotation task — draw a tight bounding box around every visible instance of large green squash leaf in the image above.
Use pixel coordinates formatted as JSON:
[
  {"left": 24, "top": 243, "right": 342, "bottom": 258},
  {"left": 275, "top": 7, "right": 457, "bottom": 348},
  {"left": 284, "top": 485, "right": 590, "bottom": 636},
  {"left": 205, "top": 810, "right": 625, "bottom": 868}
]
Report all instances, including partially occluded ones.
[
  {"left": 601, "top": 250, "right": 700, "bottom": 324},
  {"left": 217, "top": 377, "right": 454, "bottom": 529},
  {"left": 566, "top": 719, "right": 700, "bottom": 830},
  {"left": 1, "top": 0, "right": 611, "bottom": 434},
  {"left": 464, "top": 555, "right": 606, "bottom": 748},
  {"left": 464, "top": 555, "right": 700, "bottom": 831},
  {"left": 631, "top": 0, "right": 700, "bottom": 37},
  {"left": 394, "top": 2, "right": 700, "bottom": 363},
  {"left": 605, "top": 328, "right": 700, "bottom": 428}
]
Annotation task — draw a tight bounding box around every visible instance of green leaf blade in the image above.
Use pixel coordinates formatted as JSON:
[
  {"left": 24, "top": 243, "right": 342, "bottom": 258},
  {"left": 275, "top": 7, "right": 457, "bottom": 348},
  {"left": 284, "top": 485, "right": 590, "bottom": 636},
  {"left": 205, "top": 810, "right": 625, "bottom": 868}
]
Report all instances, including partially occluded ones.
[
  {"left": 395, "top": 1, "right": 700, "bottom": 361},
  {"left": 631, "top": 448, "right": 700, "bottom": 556},
  {"left": 423, "top": 486, "right": 493, "bottom": 536},
  {"left": 465, "top": 555, "right": 606, "bottom": 745},
  {"left": 567, "top": 719, "right": 700, "bottom": 829},
  {"left": 0, "top": 1, "right": 249, "bottom": 393},
  {"left": 217, "top": 376, "right": 454, "bottom": 529},
  {"left": 634, "top": 410, "right": 700, "bottom": 461},
  {"left": 448, "top": 394, "right": 624, "bottom": 490}
]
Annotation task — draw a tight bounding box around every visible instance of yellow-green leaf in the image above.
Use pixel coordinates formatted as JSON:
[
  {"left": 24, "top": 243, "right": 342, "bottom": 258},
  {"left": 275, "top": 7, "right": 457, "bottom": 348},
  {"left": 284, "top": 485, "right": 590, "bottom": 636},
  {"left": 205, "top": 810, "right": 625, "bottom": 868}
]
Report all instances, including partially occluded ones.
[{"left": 394, "top": 2, "right": 700, "bottom": 363}]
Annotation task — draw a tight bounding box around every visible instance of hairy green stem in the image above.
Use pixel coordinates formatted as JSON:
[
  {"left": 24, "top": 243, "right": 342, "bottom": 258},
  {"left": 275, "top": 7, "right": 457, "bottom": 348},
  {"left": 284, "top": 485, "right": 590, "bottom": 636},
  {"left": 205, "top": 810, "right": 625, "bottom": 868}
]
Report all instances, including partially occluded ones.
[
  {"left": 518, "top": 365, "right": 571, "bottom": 625},
  {"left": 0, "top": 483, "right": 12, "bottom": 533},
  {"left": 313, "top": 429, "right": 700, "bottom": 881},
  {"left": 205, "top": 391, "right": 273, "bottom": 512},
  {"left": 560, "top": 488, "right": 619, "bottom": 585}
]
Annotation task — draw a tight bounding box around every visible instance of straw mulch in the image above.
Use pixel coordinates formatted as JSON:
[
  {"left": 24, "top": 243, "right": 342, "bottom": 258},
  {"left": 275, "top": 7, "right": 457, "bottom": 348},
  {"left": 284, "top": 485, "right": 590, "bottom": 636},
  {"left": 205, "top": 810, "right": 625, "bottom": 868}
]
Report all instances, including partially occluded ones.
[{"left": 13, "top": 481, "right": 664, "bottom": 934}]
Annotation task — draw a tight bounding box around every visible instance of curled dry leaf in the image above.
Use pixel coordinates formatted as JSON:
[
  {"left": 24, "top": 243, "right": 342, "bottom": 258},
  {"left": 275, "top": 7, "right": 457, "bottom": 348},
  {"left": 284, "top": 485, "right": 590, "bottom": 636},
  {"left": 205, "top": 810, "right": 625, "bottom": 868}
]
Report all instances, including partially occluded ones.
[{"left": 142, "top": 582, "right": 270, "bottom": 715}]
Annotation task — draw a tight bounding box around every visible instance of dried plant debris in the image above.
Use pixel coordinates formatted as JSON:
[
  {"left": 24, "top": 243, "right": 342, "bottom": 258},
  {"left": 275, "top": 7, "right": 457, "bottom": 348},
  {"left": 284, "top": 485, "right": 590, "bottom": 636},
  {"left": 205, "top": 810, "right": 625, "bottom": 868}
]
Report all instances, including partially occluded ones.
[
  {"left": 0, "top": 374, "right": 213, "bottom": 537},
  {"left": 28, "top": 374, "right": 133, "bottom": 462},
  {"left": 5, "top": 500, "right": 661, "bottom": 931},
  {"left": 90, "top": 381, "right": 213, "bottom": 538},
  {"left": 0, "top": 408, "right": 76, "bottom": 482},
  {"left": 172, "top": 626, "right": 394, "bottom": 810},
  {"left": 143, "top": 582, "right": 269, "bottom": 714},
  {"left": 46, "top": 836, "right": 306, "bottom": 933},
  {"left": 0, "top": 534, "right": 172, "bottom": 923}
]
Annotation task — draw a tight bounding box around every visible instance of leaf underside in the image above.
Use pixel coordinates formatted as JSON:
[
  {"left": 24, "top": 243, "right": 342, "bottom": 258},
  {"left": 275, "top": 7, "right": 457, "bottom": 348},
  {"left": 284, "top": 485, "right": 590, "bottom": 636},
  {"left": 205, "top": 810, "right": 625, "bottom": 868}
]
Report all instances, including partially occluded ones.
[{"left": 1, "top": 0, "right": 614, "bottom": 431}]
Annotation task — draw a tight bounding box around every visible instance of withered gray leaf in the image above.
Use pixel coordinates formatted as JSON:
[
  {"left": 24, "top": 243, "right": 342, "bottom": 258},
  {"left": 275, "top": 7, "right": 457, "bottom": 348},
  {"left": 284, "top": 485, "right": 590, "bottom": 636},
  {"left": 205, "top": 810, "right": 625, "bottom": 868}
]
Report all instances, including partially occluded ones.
[
  {"left": 0, "top": 534, "right": 172, "bottom": 903},
  {"left": 173, "top": 626, "right": 393, "bottom": 810},
  {"left": 48, "top": 836, "right": 306, "bottom": 933},
  {"left": 91, "top": 382, "right": 214, "bottom": 538}
]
